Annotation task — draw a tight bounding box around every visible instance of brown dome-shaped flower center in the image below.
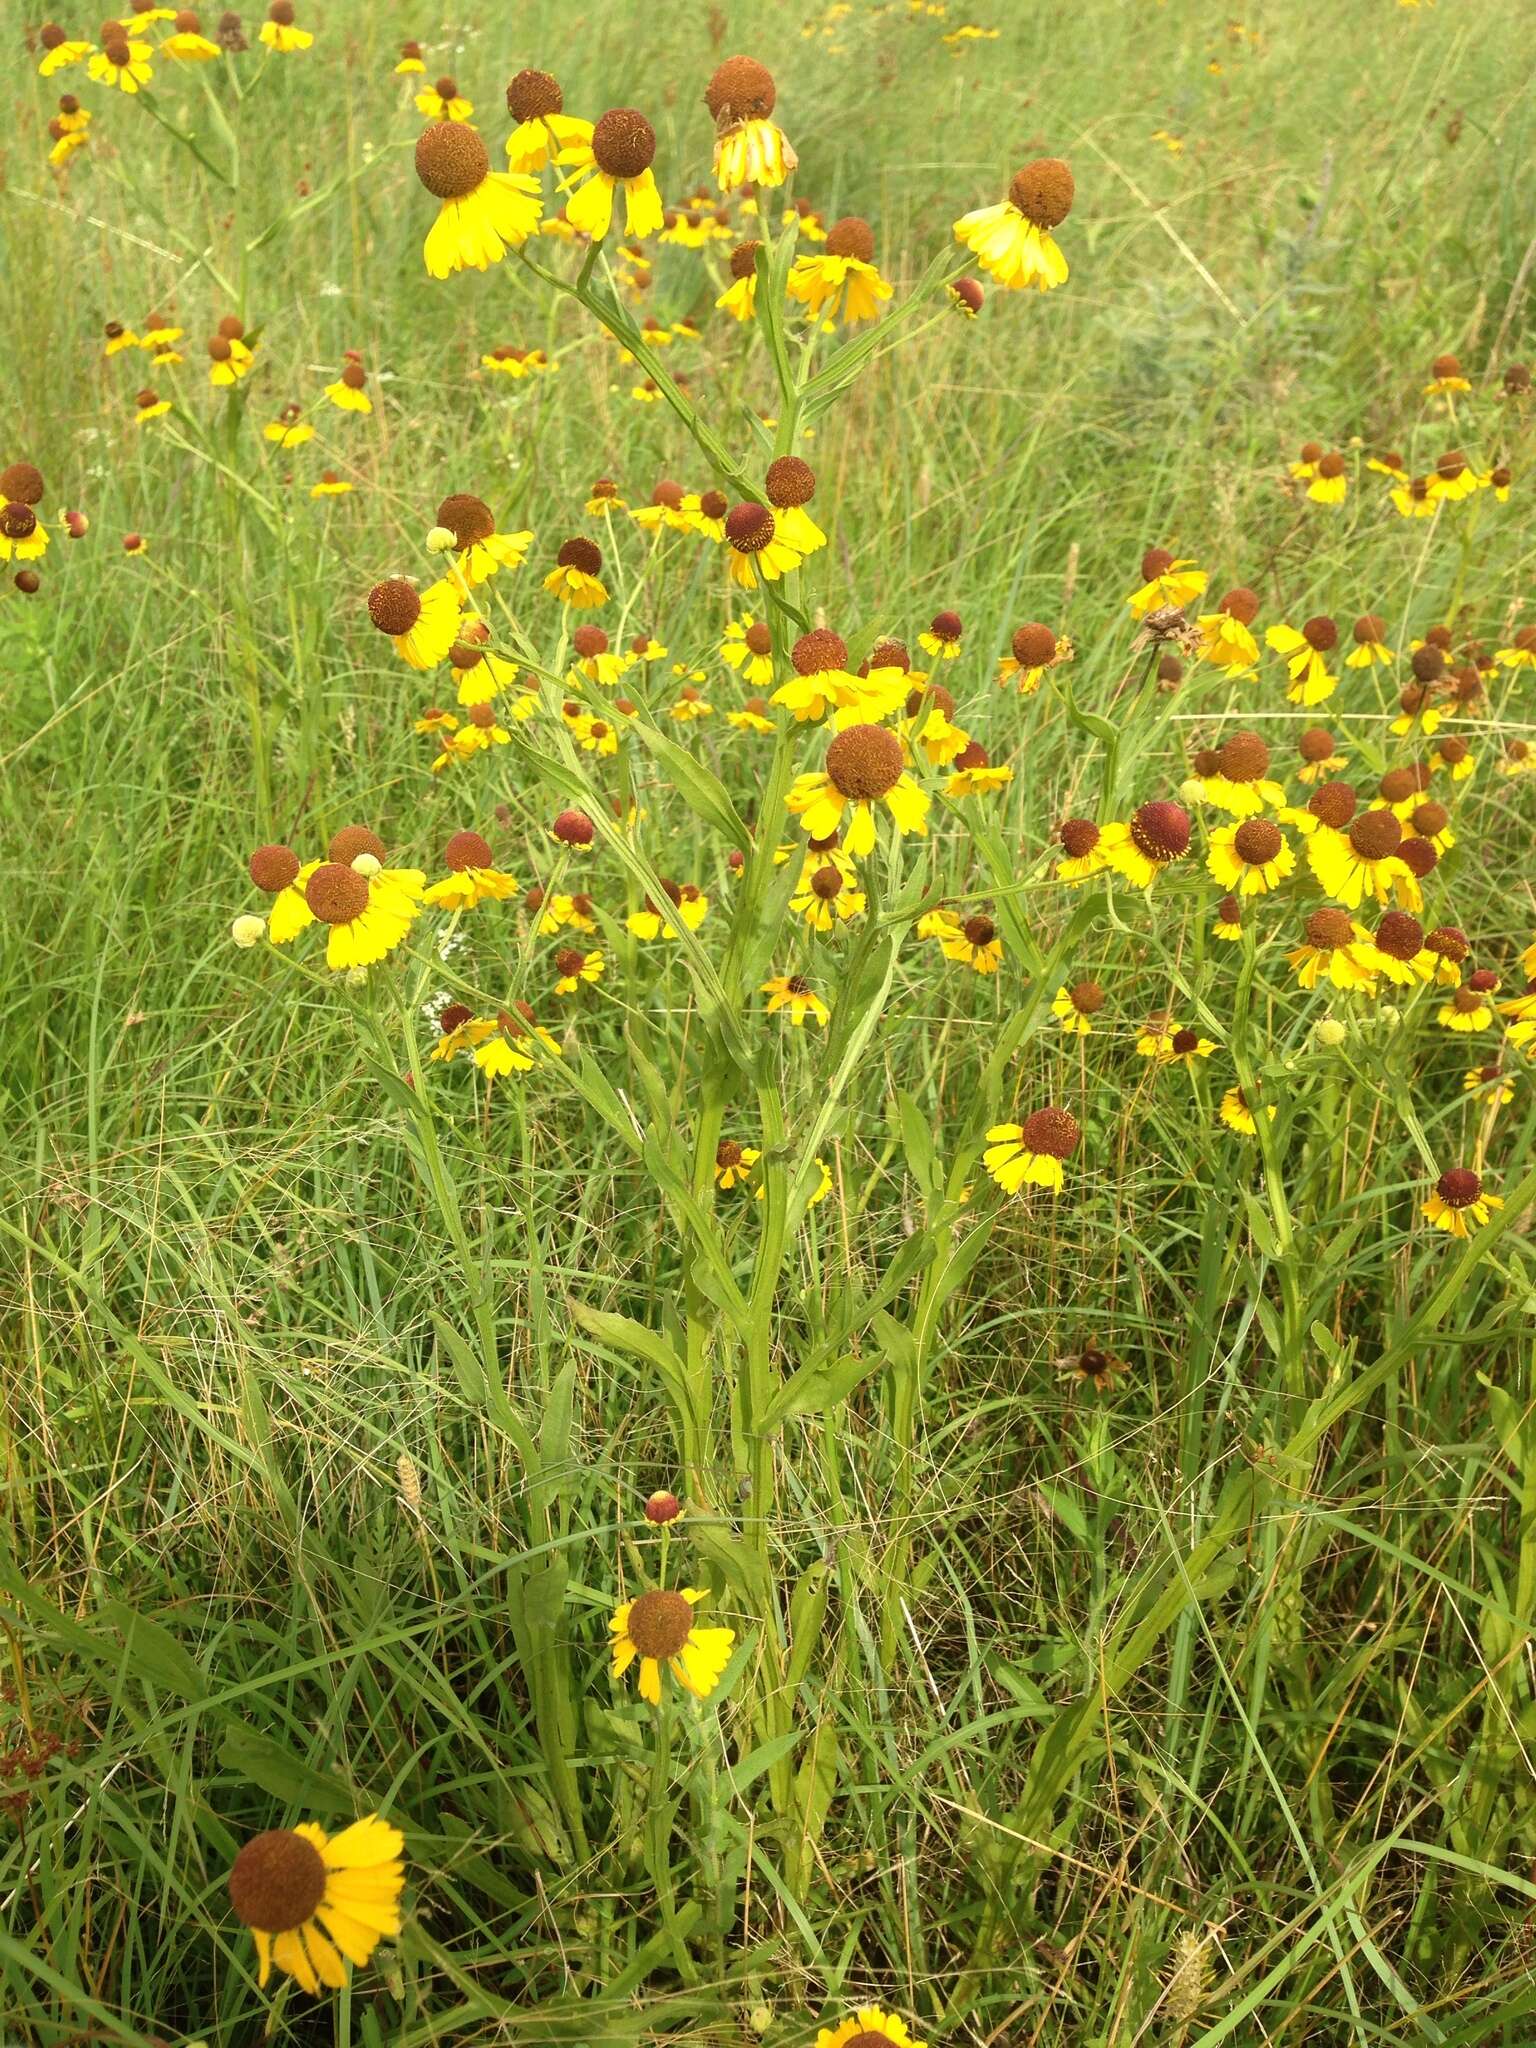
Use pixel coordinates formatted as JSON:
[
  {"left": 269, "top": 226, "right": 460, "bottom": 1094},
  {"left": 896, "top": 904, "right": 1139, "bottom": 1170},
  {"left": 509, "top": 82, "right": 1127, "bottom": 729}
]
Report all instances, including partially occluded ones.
[
  {"left": 625, "top": 1589, "right": 695, "bottom": 1659},
  {"left": 793, "top": 628, "right": 847, "bottom": 675},
  {"left": 591, "top": 108, "right": 656, "bottom": 179},
  {"left": 963, "top": 915, "right": 996, "bottom": 947},
  {"left": 1306, "top": 908, "right": 1354, "bottom": 950},
  {"left": 1436, "top": 1167, "right": 1481, "bottom": 1208},
  {"left": 1302, "top": 615, "right": 1338, "bottom": 652},
  {"left": 555, "top": 947, "right": 585, "bottom": 978},
  {"left": 744, "top": 622, "right": 773, "bottom": 656},
  {"left": 698, "top": 489, "right": 728, "bottom": 521},
  {"left": 729, "top": 239, "right": 762, "bottom": 280},
  {"left": 1009, "top": 157, "right": 1075, "bottom": 227},
  {"left": 1171, "top": 1028, "right": 1200, "bottom": 1055},
  {"left": 906, "top": 683, "right": 955, "bottom": 719},
  {"left": 705, "top": 55, "right": 776, "bottom": 122},
  {"left": 1437, "top": 735, "right": 1468, "bottom": 764},
  {"left": 1425, "top": 923, "right": 1467, "bottom": 961},
  {"left": 248, "top": 843, "right": 300, "bottom": 893},
  {"left": 415, "top": 120, "right": 489, "bottom": 199},
  {"left": 1308, "top": 782, "right": 1356, "bottom": 828},
  {"left": 1316, "top": 451, "right": 1345, "bottom": 479},
  {"left": 1128, "top": 800, "right": 1190, "bottom": 862},
  {"left": 1299, "top": 727, "right": 1336, "bottom": 762},
  {"left": 1233, "top": 818, "right": 1282, "bottom": 865},
  {"left": 305, "top": 863, "right": 370, "bottom": 925},
  {"left": 809, "top": 864, "right": 844, "bottom": 901},
  {"left": 1411, "top": 801, "right": 1448, "bottom": 838},
  {"left": 444, "top": 829, "right": 492, "bottom": 871},
  {"left": 1409, "top": 645, "right": 1444, "bottom": 683},
  {"left": 1379, "top": 767, "right": 1417, "bottom": 804},
  {"left": 765, "top": 455, "right": 815, "bottom": 508},
  {"left": 328, "top": 825, "right": 386, "bottom": 866},
  {"left": 1070, "top": 979, "right": 1104, "bottom": 1013},
  {"left": 553, "top": 809, "right": 594, "bottom": 845},
  {"left": 1012, "top": 622, "right": 1056, "bottom": 667},
  {"left": 0, "top": 462, "right": 45, "bottom": 506},
  {"left": 725, "top": 502, "right": 775, "bottom": 553},
  {"left": 507, "top": 68, "right": 562, "bottom": 121},
  {"left": 436, "top": 493, "right": 495, "bottom": 546},
  {"left": 1140, "top": 546, "right": 1173, "bottom": 581},
  {"left": 1059, "top": 818, "right": 1099, "bottom": 858},
  {"left": 1, "top": 503, "right": 37, "bottom": 540},
  {"left": 826, "top": 724, "right": 904, "bottom": 801},
  {"left": 1348, "top": 811, "right": 1401, "bottom": 861},
  {"left": 1353, "top": 613, "right": 1385, "bottom": 644},
  {"left": 1218, "top": 586, "right": 1259, "bottom": 624},
  {"left": 1218, "top": 730, "right": 1269, "bottom": 783},
  {"left": 573, "top": 625, "right": 608, "bottom": 658},
  {"left": 1022, "top": 1106, "right": 1080, "bottom": 1158},
  {"left": 228, "top": 1828, "right": 327, "bottom": 1933},
  {"left": 1374, "top": 910, "right": 1423, "bottom": 961},
  {"left": 368, "top": 578, "right": 421, "bottom": 636},
  {"left": 439, "top": 1002, "right": 472, "bottom": 1034},
  {"left": 557, "top": 536, "right": 602, "bottom": 575},
  {"left": 825, "top": 216, "right": 875, "bottom": 264}
]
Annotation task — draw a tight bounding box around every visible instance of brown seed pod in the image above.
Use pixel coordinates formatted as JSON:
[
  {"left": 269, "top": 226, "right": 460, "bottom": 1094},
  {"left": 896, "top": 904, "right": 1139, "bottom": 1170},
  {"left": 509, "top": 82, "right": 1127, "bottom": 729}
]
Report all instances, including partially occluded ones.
[{"left": 1410, "top": 644, "right": 1444, "bottom": 683}]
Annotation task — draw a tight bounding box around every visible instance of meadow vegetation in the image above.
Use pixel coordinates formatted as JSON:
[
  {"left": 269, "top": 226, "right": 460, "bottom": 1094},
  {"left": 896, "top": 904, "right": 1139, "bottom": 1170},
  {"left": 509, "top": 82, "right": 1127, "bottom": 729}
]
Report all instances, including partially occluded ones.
[{"left": 3, "top": 2, "right": 1536, "bottom": 2042}]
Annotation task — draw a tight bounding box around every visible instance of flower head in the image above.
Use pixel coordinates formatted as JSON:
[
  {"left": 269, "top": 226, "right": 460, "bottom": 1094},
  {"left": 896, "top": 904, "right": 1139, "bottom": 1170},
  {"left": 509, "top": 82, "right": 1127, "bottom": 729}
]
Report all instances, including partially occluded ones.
[
  {"left": 228, "top": 1816, "right": 404, "bottom": 1994},
  {"left": 954, "top": 157, "right": 1074, "bottom": 292},
  {"left": 610, "top": 1587, "right": 734, "bottom": 1704},
  {"left": 416, "top": 122, "right": 542, "bottom": 277},
  {"left": 706, "top": 56, "right": 797, "bottom": 192},
  {"left": 983, "top": 1105, "right": 1081, "bottom": 1194}
]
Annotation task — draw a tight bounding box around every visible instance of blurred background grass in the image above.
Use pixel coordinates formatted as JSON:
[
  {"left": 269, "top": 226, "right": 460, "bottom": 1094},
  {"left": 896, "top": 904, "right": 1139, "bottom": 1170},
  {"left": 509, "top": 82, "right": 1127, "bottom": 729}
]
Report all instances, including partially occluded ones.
[{"left": 3, "top": 1, "right": 1536, "bottom": 2042}]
